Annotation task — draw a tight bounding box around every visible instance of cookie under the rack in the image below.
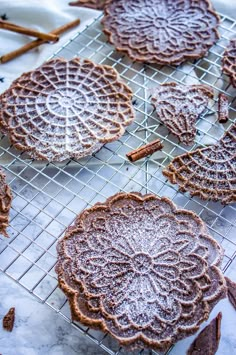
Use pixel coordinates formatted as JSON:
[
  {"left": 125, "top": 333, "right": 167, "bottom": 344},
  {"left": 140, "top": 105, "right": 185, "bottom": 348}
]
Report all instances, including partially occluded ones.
[
  {"left": 0, "top": 58, "right": 135, "bottom": 162},
  {"left": 151, "top": 83, "right": 213, "bottom": 145},
  {"left": 163, "top": 123, "right": 236, "bottom": 204},
  {"left": 102, "top": 0, "right": 220, "bottom": 65},
  {"left": 56, "top": 192, "right": 226, "bottom": 351}
]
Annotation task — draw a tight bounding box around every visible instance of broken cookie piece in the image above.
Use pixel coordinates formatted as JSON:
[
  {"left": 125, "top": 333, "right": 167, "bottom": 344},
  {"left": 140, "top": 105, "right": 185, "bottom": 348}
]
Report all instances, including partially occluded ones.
[{"left": 2, "top": 307, "right": 15, "bottom": 332}]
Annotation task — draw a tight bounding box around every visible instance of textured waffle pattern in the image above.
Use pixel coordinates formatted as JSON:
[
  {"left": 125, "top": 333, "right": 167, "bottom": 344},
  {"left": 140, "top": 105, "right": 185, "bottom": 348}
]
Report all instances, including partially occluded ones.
[
  {"left": 0, "top": 58, "right": 134, "bottom": 162},
  {"left": 56, "top": 192, "right": 226, "bottom": 352},
  {"left": 0, "top": 169, "right": 12, "bottom": 237},
  {"left": 163, "top": 124, "right": 236, "bottom": 204},
  {"left": 151, "top": 83, "right": 213, "bottom": 145},
  {"left": 222, "top": 39, "right": 236, "bottom": 88},
  {"left": 69, "top": 0, "right": 105, "bottom": 9},
  {"left": 102, "top": 0, "right": 220, "bottom": 64}
]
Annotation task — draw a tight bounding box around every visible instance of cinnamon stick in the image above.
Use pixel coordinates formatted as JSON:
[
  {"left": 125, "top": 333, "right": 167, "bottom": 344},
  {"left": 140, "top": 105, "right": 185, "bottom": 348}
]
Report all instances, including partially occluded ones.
[
  {"left": 126, "top": 139, "right": 163, "bottom": 162},
  {"left": 218, "top": 93, "right": 229, "bottom": 124},
  {"left": 0, "top": 21, "right": 58, "bottom": 42},
  {"left": 0, "top": 18, "right": 81, "bottom": 64}
]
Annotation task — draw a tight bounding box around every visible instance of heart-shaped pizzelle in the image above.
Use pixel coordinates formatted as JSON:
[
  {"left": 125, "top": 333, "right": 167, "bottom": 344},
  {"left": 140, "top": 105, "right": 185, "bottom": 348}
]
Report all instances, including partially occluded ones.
[
  {"left": 222, "top": 39, "right": 236, "bottom": 88},
  {"left": 102, "top": 0, "right": 220, "bottom": 64},
  {"left": 0, "top": 58, "right": 134, "bottom": 162},
  {"left": 151, "top": 83, "right": 214, "bottom": 145},
  {"left": 56, "top": 192, "right": 226, "bottom": 352},
  {"left": 163, "top": 123, "right": 236, "bottom": 204}
]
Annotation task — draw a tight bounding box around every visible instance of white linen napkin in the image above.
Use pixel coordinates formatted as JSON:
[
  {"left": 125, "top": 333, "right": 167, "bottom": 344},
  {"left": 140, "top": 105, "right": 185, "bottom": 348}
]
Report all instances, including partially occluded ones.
[{"left": 0, "top": 0, "right": 99, "bottom": 92}]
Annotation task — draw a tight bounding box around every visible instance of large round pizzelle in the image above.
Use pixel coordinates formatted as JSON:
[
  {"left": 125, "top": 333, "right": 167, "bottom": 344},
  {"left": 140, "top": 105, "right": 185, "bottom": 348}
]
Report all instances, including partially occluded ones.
[
  {"left": 163, "top": 123, "right": 236, "bottom": 205},
  {"left": 69, "top": 0, "right": 105, "bottom": 9},
  {"left": 102, "top": 0, "right": 220, "bottom": 65},
  {"left": 0, "top": 169, "right": 12, "bottom": 237},
  {"left": 222, "top": 39, "right": 236, "bottom": 88},
  {"left": 151, "top": 83, "right": 213, "bottom": 145},
  {"left": 0, "top": 58, "right": 134, "bottom": 162},
  {"left": 56, "top": 192, "right": 226, "bottom": 351}
]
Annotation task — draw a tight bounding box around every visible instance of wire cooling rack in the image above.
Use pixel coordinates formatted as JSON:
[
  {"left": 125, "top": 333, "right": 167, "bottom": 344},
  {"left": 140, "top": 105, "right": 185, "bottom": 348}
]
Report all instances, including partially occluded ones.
[{"left": 0, "top": 12, "right": 236, "bottom": 355}]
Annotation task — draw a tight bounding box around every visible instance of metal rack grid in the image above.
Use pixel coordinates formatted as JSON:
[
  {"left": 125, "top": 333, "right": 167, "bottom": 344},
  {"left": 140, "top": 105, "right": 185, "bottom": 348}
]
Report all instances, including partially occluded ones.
[{"left": 0, "top": 12, "right": 236, "bottom": 355}]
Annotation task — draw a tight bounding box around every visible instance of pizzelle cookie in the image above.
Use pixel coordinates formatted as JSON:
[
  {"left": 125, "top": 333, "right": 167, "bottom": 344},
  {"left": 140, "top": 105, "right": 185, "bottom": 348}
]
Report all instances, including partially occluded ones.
[
  {"left": 0, "top": 169, "right": 12, "bottom": 237},
  {"left": 102, "top": 0, "right": 220, "bottom": 65},
  {"left": 151, "top": 83, "right": 214, "bottom": 145},
  {"left": 163, "top": 123, "right": 236, "bottom": 205},
  {"left": 56, "top": 192, "right": 226, "bottom": 351},
  {"left": 222, "top": 39, "right": 236, "bottom": 88},
  {"left": 69, "top": 0, "right": 105, "bottom": 9},
  {"left": 0, "top": 58, "right": 134, "bottom": 162}
]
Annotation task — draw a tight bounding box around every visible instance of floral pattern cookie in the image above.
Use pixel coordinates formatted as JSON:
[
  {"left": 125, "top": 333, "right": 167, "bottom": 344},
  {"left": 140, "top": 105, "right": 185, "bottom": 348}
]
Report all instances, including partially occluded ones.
[{"left": 56, "top": 192, "right": 226, "bottom": 351}]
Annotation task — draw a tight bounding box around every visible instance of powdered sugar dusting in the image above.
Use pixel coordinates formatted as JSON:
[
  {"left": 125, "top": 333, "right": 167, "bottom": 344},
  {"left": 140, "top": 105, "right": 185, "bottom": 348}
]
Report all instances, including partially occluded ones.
[
  {"left": 102, "top": 0, "right": 219, "bottom": 64},
  {"left": 0, "top": 58, "right": 134, "bottom": 161},
  {"left": 56, "top": 193, "right": 226, "bottom": 351},
  {"left": 223, "top": 39, "right": 236, "bottom": 88},
  {"left": 151, "top": 83, "right": 213, "bottom": 145},
  {"left": 163, "top": 124, "right": 236, "bottom": 204}
]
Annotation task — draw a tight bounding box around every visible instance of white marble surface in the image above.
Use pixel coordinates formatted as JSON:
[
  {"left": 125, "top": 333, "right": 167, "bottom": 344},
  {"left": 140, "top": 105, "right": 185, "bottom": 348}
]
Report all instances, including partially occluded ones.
[{"left": 0, "top": 272, "right": 108, "bottom": 355}]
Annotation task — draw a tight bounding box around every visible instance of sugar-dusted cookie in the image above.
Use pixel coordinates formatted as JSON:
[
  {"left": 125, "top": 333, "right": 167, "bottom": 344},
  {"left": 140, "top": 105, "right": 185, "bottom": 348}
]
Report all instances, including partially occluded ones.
[
  {"left": 102, "top": 0, "right": 220, "bottom": 64},
  {"left": 163, "top": 123, "right": 236, "bottom": 204},
  {"left": 0, "top": 58, "right": 134, "bottom": 161},
  {"left": 56, "top": 192, "right": 226, "bottom": 351},
  {"left": 151, "top": 83, "right": 213, "bottom": 145}
]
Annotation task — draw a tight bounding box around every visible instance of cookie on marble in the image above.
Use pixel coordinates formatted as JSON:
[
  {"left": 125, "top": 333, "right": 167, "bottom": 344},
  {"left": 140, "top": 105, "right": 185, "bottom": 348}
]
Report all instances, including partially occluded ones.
[
  {"left": 0, "top": 58, "right": 134, "bottom": 162},
  {"left": 151, "top": 83, "right": 214, "bottom": 145},
  {"left": 69, "top": 0, "right": 105, "bottom": 9},
  {"left": 187, "top": 312, "right": 222, "bottom": 355},
  {"left": 2, "top": 307, "right": 15, "bottom": 332},
  {"left": 56, "top": 192, "right": 226, "bottom": 351},
  {"left": 0, "top": 169, "right": 12, "bottom": 237},
  {"left": 102, "top": 0, "right": 220, "bottom": 64},
  {"left": 163, "top": 123, "right": 236, "bottom": 204},
  {"left": 222, "top": 39, "right": 236, "bottom": 88}
]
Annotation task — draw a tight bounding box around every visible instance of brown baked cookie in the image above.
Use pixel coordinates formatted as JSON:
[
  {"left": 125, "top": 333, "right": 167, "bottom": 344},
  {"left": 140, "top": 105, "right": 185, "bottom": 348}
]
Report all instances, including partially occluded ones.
[
  {"left": 56, "top": 192, "right": 226, "bottom": 352},
  {"left": 69, "top": 0, "right": 105, "bottom": 10},
  {"left": 222, "top": 39, "right": 236, "bottom": 88},
  {"left": 102, "top": 0, "right": 220, "bottom": 65},
  {"left": 2, "top": 307, "right": 15, "bottom": 332},
  {"left": 0, "top": 169, "right": 12, "bottom": 237},
  {"left": 151, "top": 83, "right": 214, "bottom": 145},
  {"left": 225, "top": 277, "right": 236, "bottom": 309},
  {"left": 0, "top": 58, "right": 134, "bottom": 162},
  {"left": 187, "top": 312, "right": 222, "bottom": 355},
  {"left": 163, "top": 123, "right": 236, "bottom": 205}
]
